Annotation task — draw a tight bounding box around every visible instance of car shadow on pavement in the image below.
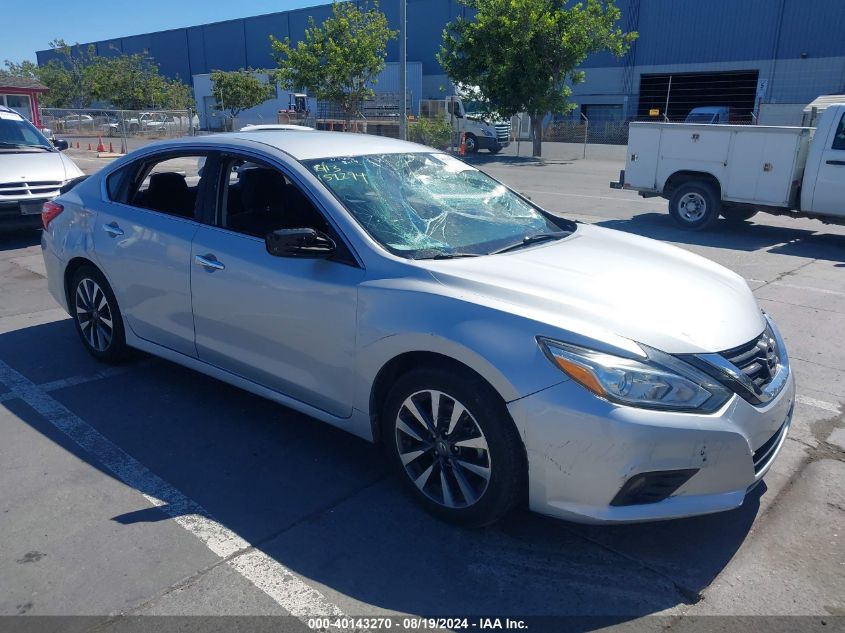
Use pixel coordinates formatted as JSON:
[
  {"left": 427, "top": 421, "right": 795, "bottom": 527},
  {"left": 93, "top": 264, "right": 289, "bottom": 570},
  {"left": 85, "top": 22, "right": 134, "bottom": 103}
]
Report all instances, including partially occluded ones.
[
  {"left": 1, "top": 319, "right": 761, "bottom": 628},
  {"left": 0, "top": 229, "right": 41, "bottom": 252},
  {"left": 596, "top": 213, "right": 845, "bottom": 263}
]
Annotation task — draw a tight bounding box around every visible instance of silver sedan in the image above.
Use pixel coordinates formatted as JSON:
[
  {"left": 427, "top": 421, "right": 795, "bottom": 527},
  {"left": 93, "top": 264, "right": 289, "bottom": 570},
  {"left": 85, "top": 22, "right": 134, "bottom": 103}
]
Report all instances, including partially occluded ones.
[{"left": 40, "top": 131, "right": 794, "bottom": 526}]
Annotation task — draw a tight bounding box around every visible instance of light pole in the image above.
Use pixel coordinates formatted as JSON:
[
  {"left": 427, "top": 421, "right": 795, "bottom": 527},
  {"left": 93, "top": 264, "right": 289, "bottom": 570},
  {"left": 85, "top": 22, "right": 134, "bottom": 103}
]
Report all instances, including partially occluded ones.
[{"left": 399, "top": 0, "right": 407, "bottom": 140}]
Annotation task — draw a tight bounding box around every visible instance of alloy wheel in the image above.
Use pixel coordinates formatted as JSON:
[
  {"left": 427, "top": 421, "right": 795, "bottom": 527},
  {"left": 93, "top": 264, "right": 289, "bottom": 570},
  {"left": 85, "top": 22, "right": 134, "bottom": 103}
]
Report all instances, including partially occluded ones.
[
  {"left": 75, "top": 278, "right": 114, "bottom": 352},
  {"left": 394, "top": 389, "right": 492, "bottom": 509},
  {"left": 678, "top": 192, "right": 707, "bottom": 222}
]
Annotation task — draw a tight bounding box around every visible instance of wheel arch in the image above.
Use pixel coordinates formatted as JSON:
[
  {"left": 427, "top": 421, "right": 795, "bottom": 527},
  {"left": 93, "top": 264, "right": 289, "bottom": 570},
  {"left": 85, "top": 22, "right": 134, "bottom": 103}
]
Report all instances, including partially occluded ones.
[
  {"left": 663, "top": 171, "right": 722, "bottom": 200},
  {"left": 368, "top": 350, "right": 511, "bottom": 445},
  {"left": 63, "top": 256, "right": 102, "bottom": 307}
]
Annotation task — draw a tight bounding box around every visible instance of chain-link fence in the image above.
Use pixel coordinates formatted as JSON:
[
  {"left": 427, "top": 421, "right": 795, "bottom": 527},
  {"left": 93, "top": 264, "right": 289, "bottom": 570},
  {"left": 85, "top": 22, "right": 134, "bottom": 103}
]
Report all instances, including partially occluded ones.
[
  {"left": 40, "top": 108, "right": 197, "bottom": 140},
  {"left": 544, "top": 113, "right": 762, "bottom": 146}
]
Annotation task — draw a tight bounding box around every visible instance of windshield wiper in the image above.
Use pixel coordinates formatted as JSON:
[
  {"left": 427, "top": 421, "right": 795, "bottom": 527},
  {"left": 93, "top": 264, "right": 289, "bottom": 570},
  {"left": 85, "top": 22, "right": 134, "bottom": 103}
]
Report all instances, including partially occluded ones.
[
  {"left": 429, "top": 253, "right": 481, "bottom": 259},
  {"left": 413, "top": 249, "right": 481, "bottom": 260},
  {"left": 489, "top": 231, "right": 570, "bottom": 255}
]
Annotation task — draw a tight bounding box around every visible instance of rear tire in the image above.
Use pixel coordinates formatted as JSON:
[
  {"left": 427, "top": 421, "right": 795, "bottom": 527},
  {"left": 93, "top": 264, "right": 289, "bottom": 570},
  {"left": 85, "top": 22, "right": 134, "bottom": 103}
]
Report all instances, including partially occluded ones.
[
  {"left": 721, "top": 204, "right": 758, "bottom": 224},
  {"left": 668, "top": 182, "right": 720, "bottom": 230},
  {"left": 383, "top": 367, "right": 524, "bottom": 527},
  {"left": 70, "top": 265, "right": 129, "bottom": 363}
]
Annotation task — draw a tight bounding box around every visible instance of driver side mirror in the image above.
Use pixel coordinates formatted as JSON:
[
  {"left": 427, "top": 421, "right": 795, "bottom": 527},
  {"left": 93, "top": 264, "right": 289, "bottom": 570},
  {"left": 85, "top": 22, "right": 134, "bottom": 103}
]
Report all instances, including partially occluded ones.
[
  {"left": 265, "top": 228, "right": 336, "bottom": 259},
  {"left": 52, "top": 139, "right": 69, "bottom": 151}
]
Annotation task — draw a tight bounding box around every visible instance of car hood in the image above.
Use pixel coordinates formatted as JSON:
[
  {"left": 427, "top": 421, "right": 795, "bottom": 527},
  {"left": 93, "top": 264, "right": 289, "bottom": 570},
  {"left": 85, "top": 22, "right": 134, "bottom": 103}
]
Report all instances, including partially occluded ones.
[
  {"left": 0, "top": 150, "right": 82, "bottom": 183},
  {"left": 424, "top": 224, "right": 765, "bottom": 354}
]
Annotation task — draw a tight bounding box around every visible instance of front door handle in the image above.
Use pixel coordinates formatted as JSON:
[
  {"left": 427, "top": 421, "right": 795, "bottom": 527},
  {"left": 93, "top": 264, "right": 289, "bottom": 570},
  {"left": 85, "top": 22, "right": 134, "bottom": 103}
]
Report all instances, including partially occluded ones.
[
  {"left": 194, "top": 254, "right": 225, "bottom": 271},
  {"left": 825, "top": 159, "right": 845, "bottom": 166},
  {"left": 102, "top": 222, "right": 124, "bottom": 237}
]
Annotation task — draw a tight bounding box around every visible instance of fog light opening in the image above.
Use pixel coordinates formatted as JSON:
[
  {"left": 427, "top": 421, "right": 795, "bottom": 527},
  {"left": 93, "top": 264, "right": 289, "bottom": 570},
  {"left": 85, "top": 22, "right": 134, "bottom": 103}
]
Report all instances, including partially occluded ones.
[{"left": 610, "top": 469, "right": 699, "bottom": 506}]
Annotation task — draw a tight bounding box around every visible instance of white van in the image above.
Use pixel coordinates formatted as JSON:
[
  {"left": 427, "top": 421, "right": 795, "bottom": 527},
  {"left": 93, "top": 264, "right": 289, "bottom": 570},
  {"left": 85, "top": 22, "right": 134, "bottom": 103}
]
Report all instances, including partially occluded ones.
[{"left": 0, "top": 106, "right": 83, "bottom": 230}]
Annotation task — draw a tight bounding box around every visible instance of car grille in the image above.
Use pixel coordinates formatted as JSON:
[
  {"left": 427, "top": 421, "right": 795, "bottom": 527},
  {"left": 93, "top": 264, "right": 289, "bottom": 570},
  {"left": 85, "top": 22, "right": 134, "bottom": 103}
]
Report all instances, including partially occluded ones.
[
  {"left": 494, "top": 122, "right": 511, "bottom": 145},
  {"left": 0, "top": 180, "right": 63, "bottom": 200},
  {"left": 719, "top": 325, "right": 780, "bottom": 390},
  {"left": 752, "top": 420, "right": 788, "bottom": 474}
]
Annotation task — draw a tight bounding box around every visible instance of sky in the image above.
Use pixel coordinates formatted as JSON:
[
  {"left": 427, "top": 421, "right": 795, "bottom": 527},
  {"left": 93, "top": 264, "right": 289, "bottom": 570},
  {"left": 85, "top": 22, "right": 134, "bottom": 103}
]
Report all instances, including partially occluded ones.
[{"left": 2, "top": 0, "right": 330, "bottom": 64}]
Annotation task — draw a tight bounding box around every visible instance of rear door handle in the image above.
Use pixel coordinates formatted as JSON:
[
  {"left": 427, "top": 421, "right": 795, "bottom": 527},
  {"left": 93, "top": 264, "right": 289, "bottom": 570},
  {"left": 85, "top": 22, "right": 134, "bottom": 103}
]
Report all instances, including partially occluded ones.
[
  {"left": 102, "top": 222, "right": 124, "bottom": 237},
  {"left": 194, "top": 254, "right": 225, "bottom": 271},
  {"left": 825, "top": 159, "right": 845, "bottom": 166}
]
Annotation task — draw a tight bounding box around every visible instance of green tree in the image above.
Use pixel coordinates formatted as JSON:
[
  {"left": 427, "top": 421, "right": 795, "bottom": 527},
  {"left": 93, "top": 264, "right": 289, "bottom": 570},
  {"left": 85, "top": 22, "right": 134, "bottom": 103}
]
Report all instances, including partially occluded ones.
[
  {"left": 270, "top": 1, "right": 397, "bottom": 125},
  {"left": 3, "top": 43, "right": 194, "bottom": 111},
  {"left": 88, "top": 52, "right": 163, "bottom": 110},
  {"left": 4, "top": 40, "right": 100, "bottom": 108},
  {"left": 160, "top": 78, "right": 195, "bottom": 110},
  {"left": 440, "top": 0, "right": 637, "bottom": 156},
  {"left": 210, "top": 69, "right": 275, "bottom": 127}
]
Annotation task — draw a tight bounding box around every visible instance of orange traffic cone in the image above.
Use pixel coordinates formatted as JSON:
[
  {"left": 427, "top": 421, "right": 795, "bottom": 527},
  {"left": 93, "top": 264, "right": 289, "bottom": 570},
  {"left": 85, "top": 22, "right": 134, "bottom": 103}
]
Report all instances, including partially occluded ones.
[
  {"left": 459, "top": 132, "right": 466, "bottom": 156},
  {"left": 75, "top": 142, "right": 79, "bottom": 149},
  {"left": 87, "top": 143, "right": 92, "bottom": 151},
  {"left": 96, "top": 137, "right": 106, "bottom": 152}
]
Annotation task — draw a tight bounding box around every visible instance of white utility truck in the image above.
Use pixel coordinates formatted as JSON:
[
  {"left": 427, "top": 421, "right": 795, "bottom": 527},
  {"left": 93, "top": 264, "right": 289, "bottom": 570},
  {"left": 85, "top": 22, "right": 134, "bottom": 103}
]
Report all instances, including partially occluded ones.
[
  {"left": 420, "top": 96, "right": 511, "bottom": 153},
  {"left": 610, "top": 102, "right": 845, "bottom": 230}
]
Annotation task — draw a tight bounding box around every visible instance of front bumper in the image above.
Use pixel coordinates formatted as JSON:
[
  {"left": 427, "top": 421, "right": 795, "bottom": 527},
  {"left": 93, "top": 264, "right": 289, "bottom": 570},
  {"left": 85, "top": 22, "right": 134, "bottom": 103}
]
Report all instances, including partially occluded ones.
[
  {"left": 507, "top": 368, "right": 795, "bottom": 524},
  {"left": 476, "top": 135, "right": 509, "bottom": 151},
  {"left": 0, "top": 200, "right": 48, "bottom": 230}
]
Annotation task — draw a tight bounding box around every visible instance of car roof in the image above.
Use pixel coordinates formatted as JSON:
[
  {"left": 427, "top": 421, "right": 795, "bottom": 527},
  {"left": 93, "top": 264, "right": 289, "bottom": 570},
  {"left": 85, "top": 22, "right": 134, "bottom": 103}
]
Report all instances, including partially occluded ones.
[
  {"left": 189, "top": 130, "right": 434, "bottom": 161},
  {"left": 0, "top": 105, "right": 24, "bottom": 120}
]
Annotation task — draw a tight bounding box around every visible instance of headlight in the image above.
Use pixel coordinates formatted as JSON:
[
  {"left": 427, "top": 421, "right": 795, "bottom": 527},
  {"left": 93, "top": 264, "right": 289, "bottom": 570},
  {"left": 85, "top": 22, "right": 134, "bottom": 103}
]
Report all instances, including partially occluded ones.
[{"left": 537, "top": 338, "right": 731, "bottom": 413}]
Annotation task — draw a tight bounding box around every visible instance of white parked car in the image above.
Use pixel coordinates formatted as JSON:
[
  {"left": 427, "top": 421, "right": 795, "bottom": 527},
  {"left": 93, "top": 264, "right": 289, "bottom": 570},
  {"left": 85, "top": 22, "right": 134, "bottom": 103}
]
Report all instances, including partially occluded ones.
[
  {"left": 0, "top": 106, "right": 82, "bottom": 230},
  {"left": 41, "top": 131, "right": 794, "bottom": 526}
]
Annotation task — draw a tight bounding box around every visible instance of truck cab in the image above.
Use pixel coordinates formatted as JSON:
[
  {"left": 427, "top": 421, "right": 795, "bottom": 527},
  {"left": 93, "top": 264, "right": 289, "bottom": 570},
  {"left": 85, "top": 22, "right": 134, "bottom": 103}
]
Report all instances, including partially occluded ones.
[
  {"left": 420, "top": 97, "right": 511, "bottom": 153},
  {"left": 801, "top": 104, "right": 845, "bottom": 215},
  {"left": 685, "top": 106, "right": 731, "bottom": 124}
]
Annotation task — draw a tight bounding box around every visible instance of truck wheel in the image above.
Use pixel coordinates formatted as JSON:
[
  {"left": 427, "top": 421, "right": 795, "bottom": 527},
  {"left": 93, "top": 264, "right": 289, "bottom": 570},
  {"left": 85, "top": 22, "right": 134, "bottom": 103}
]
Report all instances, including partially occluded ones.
[
  {"left": 721, "top": 204, "right": 758, "bottom": 224},
  {"left": 488, "top": 146, "right": 502, "bottom": 154},
  {"left": 669, "top": 182, "right": 720, "bottom": 230},
  {"left": 463, "top": 133, "right": 478, "bottom": 154}
]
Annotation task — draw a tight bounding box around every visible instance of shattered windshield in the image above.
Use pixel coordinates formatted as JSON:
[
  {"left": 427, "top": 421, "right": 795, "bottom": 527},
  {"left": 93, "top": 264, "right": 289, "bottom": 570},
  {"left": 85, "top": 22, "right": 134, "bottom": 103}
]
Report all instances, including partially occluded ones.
[{"left": 304, "top": 153, "right": 567, "bottom": 258}]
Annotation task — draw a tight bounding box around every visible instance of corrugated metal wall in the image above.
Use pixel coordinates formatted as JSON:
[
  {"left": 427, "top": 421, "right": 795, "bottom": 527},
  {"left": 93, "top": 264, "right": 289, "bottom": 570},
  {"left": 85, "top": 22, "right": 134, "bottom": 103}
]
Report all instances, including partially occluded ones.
[{"left": 35, "top": 0, "right": 845, "bottom": 103}]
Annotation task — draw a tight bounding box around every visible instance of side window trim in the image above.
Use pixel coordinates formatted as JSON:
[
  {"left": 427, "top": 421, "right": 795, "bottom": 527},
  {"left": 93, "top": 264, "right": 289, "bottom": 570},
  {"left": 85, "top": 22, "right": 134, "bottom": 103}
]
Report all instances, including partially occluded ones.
[
  {"left": 214, "top": 149, "right": 362, "bottom": 268},
  {"left": 831, "top": 113, "right": 845, "bottom": 151},
  {"left": 108, "top": 150, "right": 214, "bottom": 222}
]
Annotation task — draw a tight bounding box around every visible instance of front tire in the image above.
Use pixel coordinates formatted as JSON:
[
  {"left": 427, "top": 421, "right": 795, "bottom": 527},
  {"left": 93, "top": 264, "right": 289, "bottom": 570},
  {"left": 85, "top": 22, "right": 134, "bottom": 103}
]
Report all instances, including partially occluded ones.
[
  {"left": 383, "top": 368, "right": 524, "bottom": 527},
  {"left": 488, "top": 146, "right": 502, "bottom": 154},
  {"left": 463, "top": 133, "right": 478, "bottom": 154},
  {"left": 70, "top": 265, "right": 129, "bottom": 363},
  {"left": 668, "top": 182, "right": 720, "bottom": 230}
]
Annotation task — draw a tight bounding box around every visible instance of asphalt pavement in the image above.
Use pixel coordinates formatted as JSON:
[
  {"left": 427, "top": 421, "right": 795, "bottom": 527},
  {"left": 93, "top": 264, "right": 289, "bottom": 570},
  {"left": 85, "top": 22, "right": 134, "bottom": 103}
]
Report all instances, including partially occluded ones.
[{"left": 0, "top": 140, "right": 843, "bottom": 632}]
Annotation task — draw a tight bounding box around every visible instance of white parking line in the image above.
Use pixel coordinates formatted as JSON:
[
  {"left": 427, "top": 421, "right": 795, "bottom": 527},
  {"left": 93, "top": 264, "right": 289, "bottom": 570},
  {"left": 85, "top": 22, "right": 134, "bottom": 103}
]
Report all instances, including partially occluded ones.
[
  {"left": 0, "top": 365, "right": 136, "bottom": 404},
  {"left": 0, "top": 359, "right": 345, "bottom": 619},
  {"left": 37, "top": 365, "right": 141, "bottom": 393},
  {"left": 795, "top": 394, "right": 841, "bottom": 415}
]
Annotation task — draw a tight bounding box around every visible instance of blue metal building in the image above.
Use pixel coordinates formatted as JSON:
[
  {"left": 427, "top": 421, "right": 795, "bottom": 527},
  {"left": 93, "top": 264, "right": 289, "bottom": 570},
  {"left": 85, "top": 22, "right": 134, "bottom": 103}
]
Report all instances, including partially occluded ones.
[{"left": 36, "top": 0, "right": 845, "bottom": 126}]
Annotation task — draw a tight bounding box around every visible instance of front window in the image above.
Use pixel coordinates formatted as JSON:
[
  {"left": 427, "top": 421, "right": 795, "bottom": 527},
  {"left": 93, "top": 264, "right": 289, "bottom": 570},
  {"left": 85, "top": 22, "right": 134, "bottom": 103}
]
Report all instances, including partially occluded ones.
[
  {"left": 304, "top": 153, "right": 567, "bottom": 258},
  {"left": 685, "top": 113, "right": 717, "bottom": 124},
  {"left": 0, "top": 111, "right": 53, "bottom": 151}
]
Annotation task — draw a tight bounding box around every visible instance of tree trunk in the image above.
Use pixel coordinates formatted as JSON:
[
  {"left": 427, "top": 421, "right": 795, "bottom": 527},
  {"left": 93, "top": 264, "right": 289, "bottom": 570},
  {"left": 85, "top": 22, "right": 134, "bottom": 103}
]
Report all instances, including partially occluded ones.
[{"left": 530, "top": 114, "right": 543, "bottom": 158}]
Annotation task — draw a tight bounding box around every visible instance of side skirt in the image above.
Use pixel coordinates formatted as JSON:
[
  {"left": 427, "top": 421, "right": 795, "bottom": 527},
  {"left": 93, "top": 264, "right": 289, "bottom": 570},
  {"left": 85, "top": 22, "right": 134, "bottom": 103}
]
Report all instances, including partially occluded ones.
[{"left": 126, "top": 334, "right": 375, "bottom": 442}]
